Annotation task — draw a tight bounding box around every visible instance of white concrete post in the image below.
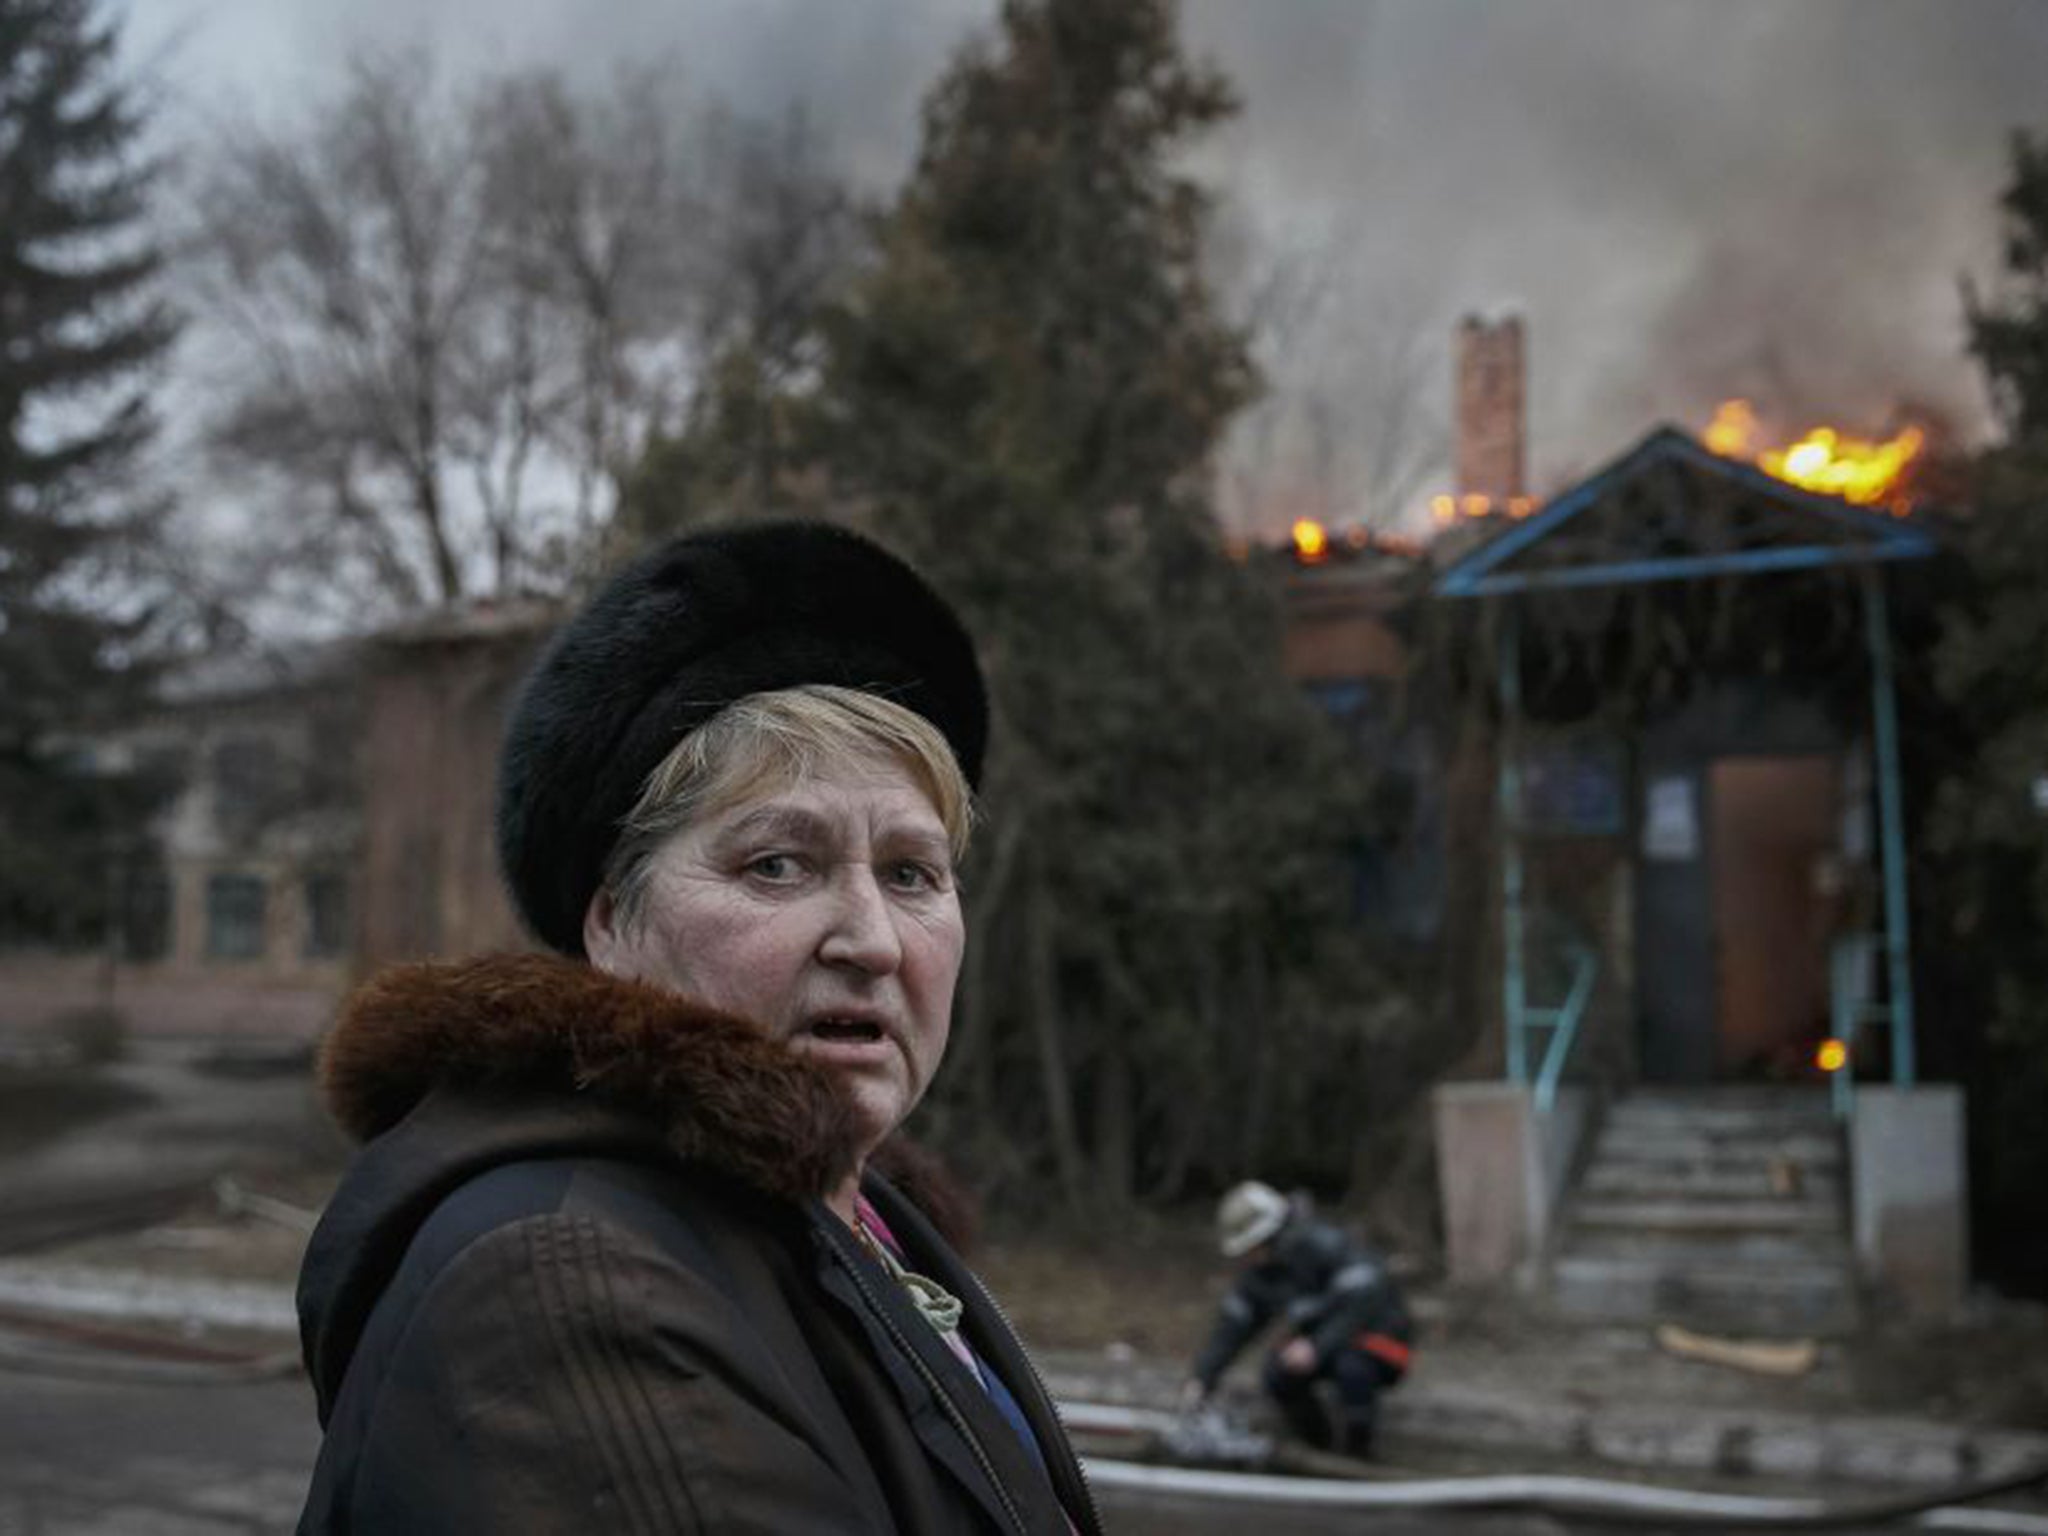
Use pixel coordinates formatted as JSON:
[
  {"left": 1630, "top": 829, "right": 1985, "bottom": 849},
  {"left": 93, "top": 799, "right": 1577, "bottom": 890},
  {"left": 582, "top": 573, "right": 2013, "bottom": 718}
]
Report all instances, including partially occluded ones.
[{"left": 1851, "top": 1085, "right": 1969, "bottom": 1316}]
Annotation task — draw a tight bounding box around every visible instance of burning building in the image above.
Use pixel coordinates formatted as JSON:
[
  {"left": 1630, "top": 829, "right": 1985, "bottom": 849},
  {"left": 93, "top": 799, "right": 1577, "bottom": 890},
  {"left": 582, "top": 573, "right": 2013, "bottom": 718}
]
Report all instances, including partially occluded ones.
[
  {"left": 1703, "top": 399, "right": 1926, "bottom": 514},
  {"left": 1273, "top": 317, "right": 1967, "bottom": 1327}
]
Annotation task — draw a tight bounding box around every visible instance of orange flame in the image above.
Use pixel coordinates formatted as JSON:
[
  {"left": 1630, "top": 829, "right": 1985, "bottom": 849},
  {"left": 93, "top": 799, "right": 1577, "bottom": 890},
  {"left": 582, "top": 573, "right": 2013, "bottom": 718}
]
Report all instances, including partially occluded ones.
[
  {"left": 1705, "top": 399, "right": 1923, "bottom": 512},
  {"left": 1704, "top": 398, "right": 1759, "bottom": 458},
  {"left": 1291, "top": 518, "right": 1329, "bottom": 563}
]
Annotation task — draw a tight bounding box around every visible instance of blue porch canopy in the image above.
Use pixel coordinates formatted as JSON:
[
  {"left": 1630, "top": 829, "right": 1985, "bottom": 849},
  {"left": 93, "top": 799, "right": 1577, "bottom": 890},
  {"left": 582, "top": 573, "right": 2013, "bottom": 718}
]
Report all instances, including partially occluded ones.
[
  {"left": 1431, "top": 425, "right": 1940, "bottom": 1110},
  {"left": 1436, "top": 425, "right": 1936, "bottom": 598}
]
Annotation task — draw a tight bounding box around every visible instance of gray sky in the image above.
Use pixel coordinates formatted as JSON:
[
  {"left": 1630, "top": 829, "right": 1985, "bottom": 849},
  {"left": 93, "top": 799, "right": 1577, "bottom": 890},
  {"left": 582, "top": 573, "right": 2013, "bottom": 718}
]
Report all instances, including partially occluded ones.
[{"left": 117, "top": 0, "right": 2048, "bottom": 530}]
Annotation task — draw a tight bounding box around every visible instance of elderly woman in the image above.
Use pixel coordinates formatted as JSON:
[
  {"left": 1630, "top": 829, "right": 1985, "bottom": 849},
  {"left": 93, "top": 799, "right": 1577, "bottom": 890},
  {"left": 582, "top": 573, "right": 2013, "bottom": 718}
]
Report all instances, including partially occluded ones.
[{"left": 295, "top": 524, "right": 1097, "bottom": 1534}]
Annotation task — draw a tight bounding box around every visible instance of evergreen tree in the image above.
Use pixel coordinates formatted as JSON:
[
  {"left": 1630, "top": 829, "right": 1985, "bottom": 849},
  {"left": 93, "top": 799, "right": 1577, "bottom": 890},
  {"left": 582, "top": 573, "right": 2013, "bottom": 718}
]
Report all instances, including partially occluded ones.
[
  {"left": 0, "top": 0, "right": 173, "bottom": 944},
  {"left": 793, "top": 0, "right": 1409, "bottom": 1215},
  {"left": 1965, "top": 132, "right": 2048, "bottom": 446},
  {"left": 1929, "top": 128, "right": 2048, "bottom": 1284}
]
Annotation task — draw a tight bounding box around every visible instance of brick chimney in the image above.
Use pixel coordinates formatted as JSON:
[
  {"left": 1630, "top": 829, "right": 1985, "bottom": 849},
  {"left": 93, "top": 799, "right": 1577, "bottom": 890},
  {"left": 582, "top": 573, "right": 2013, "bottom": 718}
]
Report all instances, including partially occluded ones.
[{"left": 1455, "top": 314, "right": 1526, "bottom": 503}]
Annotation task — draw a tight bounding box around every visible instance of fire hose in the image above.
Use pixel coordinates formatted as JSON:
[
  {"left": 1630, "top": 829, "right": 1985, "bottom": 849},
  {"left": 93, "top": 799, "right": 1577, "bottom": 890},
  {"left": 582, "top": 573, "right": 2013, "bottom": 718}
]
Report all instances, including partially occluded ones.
[
  {"left": 0, "top": 1301, "right": 301, "bottom": 1385},
  {"left": 2, "top": 1325, "right": 2044, "bottom": 1529},
  {"left": 0, "top": 1178, "right": 312, "bottom": 1385},
  {"left": 1064, "top": 1403, "right": 2048, "bottom": 1533}
]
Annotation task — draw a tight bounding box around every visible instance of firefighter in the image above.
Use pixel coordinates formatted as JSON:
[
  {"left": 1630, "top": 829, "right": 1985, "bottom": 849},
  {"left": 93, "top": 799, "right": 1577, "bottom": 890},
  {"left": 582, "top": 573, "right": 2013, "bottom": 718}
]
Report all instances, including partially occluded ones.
[{"left": 1178, "top": 1181, "right": 1413, "bottom": 1459}]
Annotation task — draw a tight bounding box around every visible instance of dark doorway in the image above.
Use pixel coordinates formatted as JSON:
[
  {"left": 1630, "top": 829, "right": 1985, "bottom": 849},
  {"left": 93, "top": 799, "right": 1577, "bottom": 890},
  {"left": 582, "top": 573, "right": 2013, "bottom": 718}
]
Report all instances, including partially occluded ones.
[
  {"left": 1637, "top": 767, "right": 1713, "bottom": 1083},
  {"left": 1708, "top": 756, "right": 1838, "bottom": 1078}
]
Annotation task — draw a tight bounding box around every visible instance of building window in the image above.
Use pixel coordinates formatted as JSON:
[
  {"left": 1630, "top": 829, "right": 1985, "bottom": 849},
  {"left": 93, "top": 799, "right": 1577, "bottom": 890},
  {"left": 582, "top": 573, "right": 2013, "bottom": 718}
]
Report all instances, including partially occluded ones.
[
  {"left": 205, "top": 873, "right": 267, "bottom": 961},
  {"left": 304, "top": 872, "right": 349, "bottom": 960},
  {"left": 1522, "top": 740, "right": 1626, "bottom": 838}
]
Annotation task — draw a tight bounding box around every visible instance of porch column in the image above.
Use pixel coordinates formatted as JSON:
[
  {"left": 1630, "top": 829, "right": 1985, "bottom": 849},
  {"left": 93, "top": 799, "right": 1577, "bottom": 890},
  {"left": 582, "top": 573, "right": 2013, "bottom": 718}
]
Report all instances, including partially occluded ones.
[
  {"left": 1860, "top": 565, "right": 1916, "bottom": 1085},
  {"left": 1498, "top": 601, "right": 1527, "bottom": 1084}
]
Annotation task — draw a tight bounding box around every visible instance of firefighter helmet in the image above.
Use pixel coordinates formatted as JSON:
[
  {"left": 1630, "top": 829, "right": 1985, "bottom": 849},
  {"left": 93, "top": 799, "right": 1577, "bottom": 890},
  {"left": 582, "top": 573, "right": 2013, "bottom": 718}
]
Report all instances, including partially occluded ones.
[{"left": 1216, "top": 1181, "right": 1290, "bottom": 1257}]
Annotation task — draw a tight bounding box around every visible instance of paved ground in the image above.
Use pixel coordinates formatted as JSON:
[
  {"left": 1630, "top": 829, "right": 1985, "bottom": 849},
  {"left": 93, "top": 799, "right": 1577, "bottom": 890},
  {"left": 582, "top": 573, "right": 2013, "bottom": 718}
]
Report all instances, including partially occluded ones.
[
  {"left": 0, "top": 1045, "right": 335, "bottom": 1255},
  {"left": 0, "top": 1359, "right": 2022, "bottom": 1536},
  {"left": 5, "top": 1050, "right": 2048, "bottom": 1534},
  {"left": 0, "top": 1363, "right": 1571, "bottom": 1536},
  {"left": 0, "top": 1374, "right": 316, "bottom": 1536}
]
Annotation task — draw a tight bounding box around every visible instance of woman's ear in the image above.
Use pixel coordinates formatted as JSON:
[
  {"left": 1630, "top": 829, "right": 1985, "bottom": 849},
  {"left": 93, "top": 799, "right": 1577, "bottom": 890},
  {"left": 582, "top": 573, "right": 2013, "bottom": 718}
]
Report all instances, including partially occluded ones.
[{"left": 583, "top": 886, "right": 626, "bottom": 974}]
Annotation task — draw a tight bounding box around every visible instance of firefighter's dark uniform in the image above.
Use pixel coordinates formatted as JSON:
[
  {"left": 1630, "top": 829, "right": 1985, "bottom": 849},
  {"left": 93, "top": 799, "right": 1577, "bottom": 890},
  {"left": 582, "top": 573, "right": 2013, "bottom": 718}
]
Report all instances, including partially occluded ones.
[{"left": 1190, "top": 1210, "right": 1412, "bottom": 1457}]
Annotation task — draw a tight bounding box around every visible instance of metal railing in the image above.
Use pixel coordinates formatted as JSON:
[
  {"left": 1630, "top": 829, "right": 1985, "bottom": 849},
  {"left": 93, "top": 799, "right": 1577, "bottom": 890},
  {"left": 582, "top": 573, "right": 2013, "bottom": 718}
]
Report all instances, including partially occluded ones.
[
  {"left": 1828, "top": 929, "right": 1899, "bottom": 1121},
  {"left": 1514, "top": 938, "right": 1599, "bottom": 1115}
]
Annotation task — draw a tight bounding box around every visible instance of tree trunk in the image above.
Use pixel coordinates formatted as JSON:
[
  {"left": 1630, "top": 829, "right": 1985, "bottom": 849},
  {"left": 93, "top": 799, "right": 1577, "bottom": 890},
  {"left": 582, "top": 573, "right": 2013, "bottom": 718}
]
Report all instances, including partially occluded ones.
[
  {"left": 1023, "top": 849, "right": 1088, "bottom": 1213},
  {"left": 1092, "top": 1014, "right": 1132, "bottom": 1211},
  {"left": 956, "top": 888, "right": 997, "bottom": 1123},
  {"left": 414, "top": 461, "right": 462, "bottom": 603},
  {"left": 1235, "top": 943, "right": 1275, "bottom": 1171},
  {"left": 1153, "top": 929, "right": 1224, "bottom": 1199},
  {"left": 946, "top": 807, "right": 1026, "bottom": 1117}
]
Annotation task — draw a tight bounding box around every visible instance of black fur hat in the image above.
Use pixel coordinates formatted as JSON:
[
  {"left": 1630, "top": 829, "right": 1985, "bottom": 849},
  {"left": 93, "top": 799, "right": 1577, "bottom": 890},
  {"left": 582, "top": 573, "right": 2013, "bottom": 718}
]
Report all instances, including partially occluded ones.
[{"left": 497, "top": 521, "right": 987, "bottom": 956}]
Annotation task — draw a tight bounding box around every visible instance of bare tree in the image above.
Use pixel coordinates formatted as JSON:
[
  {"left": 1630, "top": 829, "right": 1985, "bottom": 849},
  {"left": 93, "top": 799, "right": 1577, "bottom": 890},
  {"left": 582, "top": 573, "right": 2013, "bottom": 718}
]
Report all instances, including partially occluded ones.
[
  {"left": 610, "top": 101, "right": 859, "bottom": 545},
  {"left": 691, "top": 102, "right": 854, "bottom": 392},
  {"left": 179, "top": 51, "right": 843, "bottom": 621},
  {"left": 185, "top": 52, "right": 502, "bottom": 611},
  {"left": 476, "top": 67, "right": 706, "bottom": 553},
  {"left": 1215, "top": 206, "right": 1447, "bottom": 537}
]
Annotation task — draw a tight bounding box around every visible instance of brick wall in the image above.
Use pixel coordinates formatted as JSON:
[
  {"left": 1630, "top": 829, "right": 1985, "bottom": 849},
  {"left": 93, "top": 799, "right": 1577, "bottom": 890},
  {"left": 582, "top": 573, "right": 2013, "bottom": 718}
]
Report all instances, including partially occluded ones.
[
  {"left": 1455, "top": 314, "right": 1527, "bottom": 503},
  {"left": 359, "top": 627, "right": 547, "bottom": 968}
]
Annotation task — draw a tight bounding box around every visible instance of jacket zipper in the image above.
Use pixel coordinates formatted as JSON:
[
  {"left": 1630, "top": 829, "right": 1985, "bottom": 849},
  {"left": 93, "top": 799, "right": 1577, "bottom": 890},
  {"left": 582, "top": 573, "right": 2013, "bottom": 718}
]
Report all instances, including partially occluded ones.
[
  {"left": 830, "top": 1235, "right": 1033, "bottom": 1536},
  {"left": 947, "top": 1255, "right": 1105, "bottom": 1536}
]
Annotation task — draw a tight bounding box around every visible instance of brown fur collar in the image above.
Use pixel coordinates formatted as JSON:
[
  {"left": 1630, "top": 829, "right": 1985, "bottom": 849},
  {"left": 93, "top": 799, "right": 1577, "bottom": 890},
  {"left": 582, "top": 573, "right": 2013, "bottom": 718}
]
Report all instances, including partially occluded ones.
[{"left": 321, "top": 953, "right": 865, "bottom": 1206}]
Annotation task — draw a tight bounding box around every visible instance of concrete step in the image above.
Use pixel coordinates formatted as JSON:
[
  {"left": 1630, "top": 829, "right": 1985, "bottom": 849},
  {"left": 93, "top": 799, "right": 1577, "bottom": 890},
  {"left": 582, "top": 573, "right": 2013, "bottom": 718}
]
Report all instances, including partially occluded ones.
[
  {"left": 1550, "top": 1252, "right": 1861, "bottom": 1333},
  {"left": 1604, "top": 1090, "right": 1835, "bottom": 1130},
  {"left": 1586, "top": 1141, "right": 1840, "bottom": 1171},
  {"left": 1607, "top": 1091, "right": 1834, "bottom": 1118},
  {"left": 1548, "top": 1091, "right": 1857, "bottom": 1332},
  {"left": 1589, "top": 1144, "right": 1842, "bottom": 1169},
  {"left": 1604, "top": 1108, "right": 1838, "bottom": 1139},
  {"left": 1580, "top": 1163, "right": 1844, "bottom": 1200},
  {"left": 1571, "top": 1196, "right": 1843, "bottom": 1234},
  {"left": 1613, "top": 1087, "right": 1833, "bottom": 1114},
  {"left": 1591, "top": 1129, "right": 1843, "bottom": 1165},
  {"left": 1559, "top": 1226, "right": 1850, "bottom": 1265}
]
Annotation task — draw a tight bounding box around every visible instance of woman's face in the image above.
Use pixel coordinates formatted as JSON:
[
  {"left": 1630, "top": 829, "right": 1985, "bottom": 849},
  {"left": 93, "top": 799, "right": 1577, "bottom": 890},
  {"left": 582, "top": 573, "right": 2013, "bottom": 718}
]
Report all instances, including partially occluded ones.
[{"left": 585, "top": 756, "right": 965, "bottom": 1157}]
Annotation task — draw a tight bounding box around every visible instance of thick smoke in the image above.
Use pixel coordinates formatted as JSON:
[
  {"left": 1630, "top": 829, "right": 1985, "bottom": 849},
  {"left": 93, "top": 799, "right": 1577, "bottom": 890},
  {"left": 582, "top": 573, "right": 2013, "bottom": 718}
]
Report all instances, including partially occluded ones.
[
  {"left": 1182, "top": 0, "right": 2048, "bottom": 507},
  {"left": 128, "top": 0, "right": 2048, "bottom": 522}
]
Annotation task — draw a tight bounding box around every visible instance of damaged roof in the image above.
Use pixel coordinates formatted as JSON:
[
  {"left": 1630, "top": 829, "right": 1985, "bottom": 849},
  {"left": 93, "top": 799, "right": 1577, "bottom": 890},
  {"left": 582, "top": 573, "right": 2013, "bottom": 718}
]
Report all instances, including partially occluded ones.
[{"left": 1435, "top": 425, "right": 1939, "bottom": 598}]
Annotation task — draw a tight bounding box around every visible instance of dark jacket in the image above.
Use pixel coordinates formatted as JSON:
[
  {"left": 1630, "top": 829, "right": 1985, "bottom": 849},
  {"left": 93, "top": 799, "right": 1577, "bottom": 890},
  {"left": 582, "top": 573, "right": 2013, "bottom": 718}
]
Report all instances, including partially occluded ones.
[
  {"left": 296, "top": 954, "right": 1098, "bottom": 1535},
  {"left": 1191, "top": 1206, "right": 1411, "bottom": 1392}
]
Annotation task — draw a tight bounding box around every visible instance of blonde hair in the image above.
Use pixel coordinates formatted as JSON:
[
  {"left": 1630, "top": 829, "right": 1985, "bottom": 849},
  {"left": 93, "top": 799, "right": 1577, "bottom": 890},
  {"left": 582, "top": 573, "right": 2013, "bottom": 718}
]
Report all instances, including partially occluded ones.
[{"left": 603, "top": 684, "right": 974, "bottom": 931}]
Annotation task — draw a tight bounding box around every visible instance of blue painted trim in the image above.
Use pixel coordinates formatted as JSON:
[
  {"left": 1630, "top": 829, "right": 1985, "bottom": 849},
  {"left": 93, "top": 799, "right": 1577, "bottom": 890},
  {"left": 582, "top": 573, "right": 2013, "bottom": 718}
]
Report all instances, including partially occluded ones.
[
  {"left": 1534, "top": 944, "right": 1598, "bottom": 1116},
  {"left": 1830, "top": 937, "right": 1860, "bottom": 1121},
  {"left": 1446, "top": 541, "right": 1928, "bottom": 597},
  {"left": 1499, "top": 607, "right": 1527, "bottom": 1087},
  {"left": 1435, "top": 425, "right": 1936, "bottom": 598},
  {"left": 1862, "top": 569, "right": 1917, "bottom": 1086},
  {"left": 1439, "top": 433, "right": 1677, "bottom": 592}
]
